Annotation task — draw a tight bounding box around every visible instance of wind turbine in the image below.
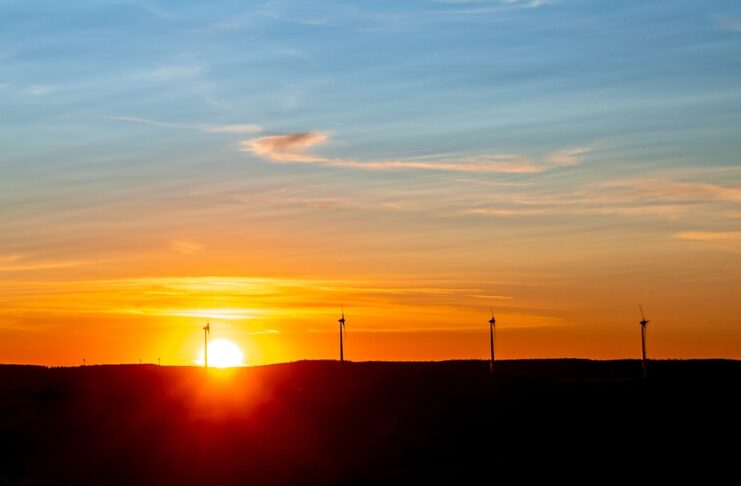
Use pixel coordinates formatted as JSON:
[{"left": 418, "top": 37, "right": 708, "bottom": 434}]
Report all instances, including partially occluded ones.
[
  {"left": 639, "top": 305, "right": 649, "bottom": 378},
  {"left": 338, "top": 305, "right": 346, "bottom": 363},
  {"left": 203, "top": 322, "right": 211, "bottom": 369},
  {"left": 488, "top": 308, "right": 496, "bottom": 374}
]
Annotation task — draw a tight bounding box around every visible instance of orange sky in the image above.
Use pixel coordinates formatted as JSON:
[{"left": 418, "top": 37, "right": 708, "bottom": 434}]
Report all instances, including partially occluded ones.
[
  {"left": 1, "top": 231, "right": 739, "bottom": 365},
  {"left": 2, "top": 1, "right": 740, "bottom": 366}
]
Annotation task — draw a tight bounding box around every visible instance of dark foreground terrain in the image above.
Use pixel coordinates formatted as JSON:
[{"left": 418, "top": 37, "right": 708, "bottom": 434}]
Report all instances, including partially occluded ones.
[{"left": 1, "top": 360, "right": 739, "bottom": 485}]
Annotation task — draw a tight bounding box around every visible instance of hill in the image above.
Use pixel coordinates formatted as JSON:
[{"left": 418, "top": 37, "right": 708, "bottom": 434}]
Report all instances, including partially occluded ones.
[{"left": 1, "top": 359, "right": 739, "bottom": 485}]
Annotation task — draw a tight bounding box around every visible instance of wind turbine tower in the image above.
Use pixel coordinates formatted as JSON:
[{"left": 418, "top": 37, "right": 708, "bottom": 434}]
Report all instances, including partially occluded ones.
[
  {"left": 488, "top": 309, "right": 496, "bottom": 374},
  {"left": 639, "top": 305, "right": 649, "bottom": 378},
  {"left": 203, "top": 322, "right": 211, "bottom": 370},
  {"left": 339, "top": 305, "right": 346, "bottom": 363}
]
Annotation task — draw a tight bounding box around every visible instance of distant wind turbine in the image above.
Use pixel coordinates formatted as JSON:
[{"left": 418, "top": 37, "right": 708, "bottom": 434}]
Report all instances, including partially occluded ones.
[
  {"left": 489, "top": 308, "right": 496, "bottom": 374},
  {"left": 639, "top": 305, "right": 649, "bottom": 378},
  {"left": 203, "top": 322, "right": 211, "bottom": 369},
  {"left": 339, "top": 305, "right": 346, "bottom": 363}
]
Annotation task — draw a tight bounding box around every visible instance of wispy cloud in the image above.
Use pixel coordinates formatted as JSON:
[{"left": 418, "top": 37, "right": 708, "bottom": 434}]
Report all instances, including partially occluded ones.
[
  {"left": 0, "top": 257, "right": 102, "bottom": 272},
  {"left": 675, "top": 231, "right": 741, "bottom": 251},
  {"left": 149, "top": 63, "right": 204, "bottom": 82},
  {"left": 138, "top": 1, "right": 180, "bottom": 20},
  {"left": 243, "top": 133, "right": 329, "bottom": 162},
  {"left": 242, "top": 132, "right": 590, "bottom": 174},
  {"left": 106, "top": 115, "right": 186, "bottom": 129},
  {"left": 434, "top": 0, "right": 553, "bottom": 15},
  {"left": 247, "top": 329, "right": 280, "bottom": 335},
  {"left": 0, "top": 274, "right": 547, "bottom": 318},
  {"left": 463, "top": 204, "right": 687, "bottom": 218},
  {"left": 202, "top": 124, "right": 263, "bottom": 134},
  {"left": 147, "top": 308, "right": 260, "bottom": 320},
  {"left": 460, "top": 177, "right": 740, "bottom": 220},
  {"left": 106, "top": 115, "right": 263, "bottom": 135},
  {"left": 23, "top": 84, "right": 60, "bottom": 96},
  {"left": 714, "top": 15, "right": 741, "bottom": 32},
  {"left": 464, "top": 207, "right": 551, "bottom": 217},
  {"left": 504, "top": 0, "right": 553, "bottom": 7},
  {"left": 546, "top": 146, "right": 590, "bottom": 167},
  {"left": 676, "top": 231, "right": 741, "bottom": 242},
  {"left": 597, "top": 179, "right": 741, "bottom": 204},
  {"left": 170, "top": 239, "right": 205, "bottom": 255}
]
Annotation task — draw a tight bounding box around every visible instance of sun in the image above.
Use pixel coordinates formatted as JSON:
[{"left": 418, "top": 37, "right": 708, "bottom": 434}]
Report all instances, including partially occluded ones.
[{"left": 198, "top": 339, "right": 245, "bottom": 368}]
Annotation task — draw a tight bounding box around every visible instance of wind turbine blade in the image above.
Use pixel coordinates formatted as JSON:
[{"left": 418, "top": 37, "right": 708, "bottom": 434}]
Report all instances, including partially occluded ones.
[{"left": 639, "top": 305, "right": 646, "bottom": 322}]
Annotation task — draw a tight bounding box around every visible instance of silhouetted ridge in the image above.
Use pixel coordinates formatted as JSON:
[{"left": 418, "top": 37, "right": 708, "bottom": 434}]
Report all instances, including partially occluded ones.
[{"left": 1, "top": 360, "right": 738, "bottom": 485}]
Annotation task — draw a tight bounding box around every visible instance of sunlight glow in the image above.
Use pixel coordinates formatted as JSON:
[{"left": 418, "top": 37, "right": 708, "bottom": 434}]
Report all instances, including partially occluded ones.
[{"left": 196, "top": 339, "right": 245, "bottom": 368}]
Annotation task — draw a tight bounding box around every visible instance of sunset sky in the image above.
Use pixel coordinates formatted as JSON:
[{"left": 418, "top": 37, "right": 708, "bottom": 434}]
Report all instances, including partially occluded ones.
[{"left": 1, "top": 0, "right": 740, "bottom": 365}]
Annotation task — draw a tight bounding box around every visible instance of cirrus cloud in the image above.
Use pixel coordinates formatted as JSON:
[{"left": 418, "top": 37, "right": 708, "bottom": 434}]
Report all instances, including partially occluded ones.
[
  {"left": 201, "top": 124, "right": 263, "bottom": 134},
  {"left": 675, "top": 231, "right": 741, "bottom": 251},
  {"left": 242, "top": 132, "right": 330, "bottom": 162},
  {"left": 107, "top": 115, "right": 264, "bottom": 135},
  {"left": 241, "top": 131, "right": 591, "bottom": 174}
]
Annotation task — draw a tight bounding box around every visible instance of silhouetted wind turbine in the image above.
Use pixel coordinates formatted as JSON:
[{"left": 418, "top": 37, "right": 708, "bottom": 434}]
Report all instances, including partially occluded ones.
[
  {"left": 639, "top": 305, "right": 649, "bottom": 378},
  {"left": 203, "top": 322, "right": 211, "bottom": 369},
  {"left": 489, "top": 308, "right": 496, "bottom": 374},
  {"left": 339, "top": 305, "right": 346, "bottom": 363}
]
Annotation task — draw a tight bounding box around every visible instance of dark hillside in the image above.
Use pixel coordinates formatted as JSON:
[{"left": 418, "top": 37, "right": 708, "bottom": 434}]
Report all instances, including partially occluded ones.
[{"left": 1, "top": 360, "right": 739, "bottom": 485}]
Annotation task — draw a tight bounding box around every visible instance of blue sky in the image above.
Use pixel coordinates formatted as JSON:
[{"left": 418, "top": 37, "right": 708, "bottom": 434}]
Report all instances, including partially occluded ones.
[
  {"left": 3, "top": 1, "right": 740, "bottom": 159},
  {"left": 1, "top": 1, "right": 740, "bottom": 362}
]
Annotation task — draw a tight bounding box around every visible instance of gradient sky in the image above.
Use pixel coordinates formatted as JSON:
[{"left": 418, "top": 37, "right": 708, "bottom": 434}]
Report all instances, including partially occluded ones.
[{"left": 1, "top": 0, "right": 740, "bottom": 365}]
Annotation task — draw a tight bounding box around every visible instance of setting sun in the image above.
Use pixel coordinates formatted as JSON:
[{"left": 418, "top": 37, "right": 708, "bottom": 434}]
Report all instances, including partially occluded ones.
[{"left": 197, "top": 339, "right": 245, "bottom": 368}]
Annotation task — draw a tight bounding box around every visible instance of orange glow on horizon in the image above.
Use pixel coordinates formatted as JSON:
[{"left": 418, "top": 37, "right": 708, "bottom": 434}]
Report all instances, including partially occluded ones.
[{"left": 1, "top": 266, "right": 739, "bottom": 366}]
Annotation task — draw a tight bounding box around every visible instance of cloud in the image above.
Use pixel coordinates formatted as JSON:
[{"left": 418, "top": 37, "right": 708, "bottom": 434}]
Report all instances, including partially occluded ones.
[
  {"left": 202, "top": 124, "right": 263, "bottom": 134},
  {"left": 459, "top": 176, "right": 740, "bottom": 220},
  {"left": 675, "top": 231, "right": 741, "bottom": 251},
  {"left": 23, "top": 85, "right": 60, "bottom": 96},
  {"left": 598, "top": 179, "right": 741, "bottom": 204},
  {"left": 0, "top": 257, "right": 101, "bottom": 272},
  {"left": 242, "top": 132, "right": 590, "bottom": 174},
  {"left": 676, "top": 231, "right": 741, "bottom": 242},
  {"left": 149, "top": 64, "right": 203, "bottom": 81},
  {"left": 545, "top": 146, "right": 591, "bottom": 167},
  {"left": 463, "top": 204, "right": 686, "bottom": 218},
  {"left": 436, "top": 0, "right": 552, "bottom": 15},
  {"left": 107, "top": 116, "right": 263, "bottom": 134},
  {"left": 504, "top": 0, "right": 552, "bottom": 7},
  {"left": 106, "top": 115, "right": 185, "bottom": 129},
  {"left": 464, "top": 207, "right": 551, "bottom": 217},
  {"left": 170, "top": 240, "right": 205, "bottom": 255},
  {"left": 242, "top": 133, "right": 330, "bottom": 162},
  {"left": 715, "top": 15, "right": 741, "bottom": 32},
  {"left": 139, "top": 2, "right": 180, "bottom": 20},
  {"left": 158, "top": 308, "right": 258, "bottom": 320}
]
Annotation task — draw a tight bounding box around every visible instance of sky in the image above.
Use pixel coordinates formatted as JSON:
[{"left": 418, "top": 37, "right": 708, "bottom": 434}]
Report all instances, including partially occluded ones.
[{"left": 1, "top": 0, "right": 740, "bottom": 365}]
